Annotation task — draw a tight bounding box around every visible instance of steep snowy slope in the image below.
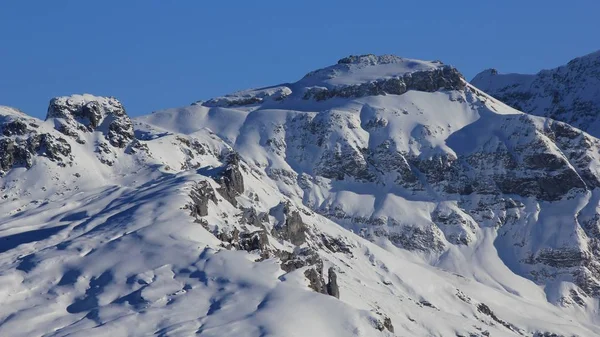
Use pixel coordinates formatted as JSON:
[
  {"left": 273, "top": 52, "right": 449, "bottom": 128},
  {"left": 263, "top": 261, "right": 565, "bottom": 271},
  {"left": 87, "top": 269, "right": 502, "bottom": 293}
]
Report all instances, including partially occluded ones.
[
  {"left": 471, "top": 50, "right": 600, "bottom": 137},
  {"left": 1, "top": 54, "right": 600, "bottom": 337}
]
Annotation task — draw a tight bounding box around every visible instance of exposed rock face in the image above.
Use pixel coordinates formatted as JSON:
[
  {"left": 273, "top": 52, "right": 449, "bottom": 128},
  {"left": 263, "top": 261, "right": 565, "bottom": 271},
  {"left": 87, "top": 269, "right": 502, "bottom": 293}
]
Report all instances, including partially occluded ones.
[
  {"left": 303, "top": 64, "right": 465, "bottom": 101},
  {"left": 476, "top": 303, "right": 521, "bottom": 334},
  {"left": 2, "top": 119, "right": 30, "bottom": 136},
  {"left": 382, "top": 316, "right": 394, "bottom": 333},
  {"left": 372, "top": 312, "right": 394, "bottom": 333},
  {"left": 215, "top": 153, "right": 245, "bottom": 207},
  {"left": 0, "top": 114, "right": 72, "bottom": 175},
  {"left": 279, "top": 247, "right": 327, "bottom": 293},
  {"left": 271, "top": 202, "right": 308, "bottom": 246},
  {"left": 471, "top": 50, "right": 600, "bottom": 138},
  {"left": 326, "top": 267, "right": 339, "bottom": 298},
  {"left": 188, "top": 180, "right": 218, "bottom": 217},
  {"left": 46, "top": 94, "right": 134, "bottom": 148},
  {"left": 304, "top": 267, "right": 326, "bottom": 294},
  {"left": 404, "top": 115, "right": 595, "bottom": 202},
  {"left": 216, "top": 226, "right": 270, "bottom": 255},
  {"left": 236, "top": 230, "right": 269, "bottom": 253},
  {"left": 200, "top": 86, "right": 292, "bottom": 107},
  {"left": 196, "top": 54, "right": 465, "bottom": 108}
]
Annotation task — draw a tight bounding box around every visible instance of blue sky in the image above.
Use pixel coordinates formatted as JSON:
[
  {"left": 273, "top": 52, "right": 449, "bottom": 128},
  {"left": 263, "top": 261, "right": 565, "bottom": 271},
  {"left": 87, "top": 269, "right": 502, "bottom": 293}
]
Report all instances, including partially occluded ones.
[{"left": 1, "top": 0, "right": 598, "bottom": 118}]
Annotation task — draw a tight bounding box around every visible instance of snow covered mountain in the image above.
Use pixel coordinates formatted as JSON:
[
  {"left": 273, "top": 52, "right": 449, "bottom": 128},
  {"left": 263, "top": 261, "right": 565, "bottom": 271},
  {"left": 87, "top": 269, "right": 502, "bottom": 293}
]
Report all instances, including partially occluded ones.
[
  {"left": 471, "top": 50, "right": 600, "bottom": 137},
  {"left": 1, "top": 54, "right": 600, "bottom": 336}
]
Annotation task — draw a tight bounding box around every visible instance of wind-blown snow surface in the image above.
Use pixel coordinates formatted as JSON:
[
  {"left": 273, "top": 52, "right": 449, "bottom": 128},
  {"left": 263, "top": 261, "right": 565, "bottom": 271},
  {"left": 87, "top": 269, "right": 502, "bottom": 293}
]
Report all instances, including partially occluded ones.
[{"left": 1, "top": 54, "right": 600, "bottom": 336}]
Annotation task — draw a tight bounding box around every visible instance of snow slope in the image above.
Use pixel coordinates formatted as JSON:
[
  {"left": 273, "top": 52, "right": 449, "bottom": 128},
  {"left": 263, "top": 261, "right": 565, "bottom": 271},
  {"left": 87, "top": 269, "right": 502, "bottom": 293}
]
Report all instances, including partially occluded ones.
[{"left": 1, "top": 54, "right": 600, "bottom": 336}]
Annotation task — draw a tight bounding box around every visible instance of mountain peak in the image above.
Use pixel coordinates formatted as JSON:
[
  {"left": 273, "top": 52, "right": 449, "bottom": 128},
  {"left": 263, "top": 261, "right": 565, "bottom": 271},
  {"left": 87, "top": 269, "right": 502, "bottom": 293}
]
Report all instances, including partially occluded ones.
[
  {"left": 199, "top": 55, "right": 464, "bottom": 107},
  {"left": 46, "top": 94, "right": 126, "bottom": 124},
  {"left": 45, "top": 94, "right": 134, "bottom": 148},
  {"left": 301, "top": 54, "right": 451, "bottom": 87}
]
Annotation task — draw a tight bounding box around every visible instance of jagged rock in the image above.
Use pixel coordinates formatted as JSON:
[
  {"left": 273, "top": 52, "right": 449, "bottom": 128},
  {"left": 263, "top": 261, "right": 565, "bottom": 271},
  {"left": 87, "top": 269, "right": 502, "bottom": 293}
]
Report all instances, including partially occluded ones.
[
  {"left": 367, "top": 139, "right": 421, "bottom": 189},
  {"left": 326, "top": 267, "right": 339, "bottom": 298},
  {"left": 215, "top": 225, "right": 269, "bottom": 257},
  {"left": 319, "top": 233, "right": 353, "bottom": 256},
  {"left": 271, "top": 202, "right": 308, "bottom": 246},
  {"left": 235, "top": 230, "right": 269, "bottom": 253},
  {"left": 46, "top": 94, "right": 134, "bottom": 148},
  {"left": 126, "top": 139, "right": 150, "bottom": 155},
  {"left": 188, "top": 180, "right": 218, "bottom": 217},
  {"left": 369, "top": 225, "right": 446, "bottom": 253},
  {"left": 372, "top": 312, "right": 394, "bottom": 333},
  {"left": 239, "top": 207, "right": 270, "bottom": 228},
  {"left": 304, "top": 267, "right": 327, "bottom": 294},
  {"left": 0, "top": 132, "right": 72, "bottom": 175},
  {"left": 315, "top": 144, "right": 377, "bottom": 182},
  {"left": 568, "top": 289, "right": 586, "bottom": 306},
  {"left": 531, "top": 248, "right": 587, "bottom": 268},
  {"left": 476, "top": 303, "right": 521, "bottom": 333},
  {"left": 215, "top": 153, "right": 244, "bottom": 207},
  {"left": 382, "top": 316, "right": 394, "bottom": 333},
  {"left": 431, "top": 205, "right": 477, "bottom": 246},
  {"left": 278, "top": 247, "right": 327, "bottom": 293},
  {"left": 521, "top": 246, "right": 600, "bottom": 297},
  {"left": 404, "top": 117, "right": 591, "bottom": 202},
  {"left": 1, "top": 119, "right": 30, "bottom": 136},
  {"left": 279, "top": 247, "right": 323, "bottom": 273}
]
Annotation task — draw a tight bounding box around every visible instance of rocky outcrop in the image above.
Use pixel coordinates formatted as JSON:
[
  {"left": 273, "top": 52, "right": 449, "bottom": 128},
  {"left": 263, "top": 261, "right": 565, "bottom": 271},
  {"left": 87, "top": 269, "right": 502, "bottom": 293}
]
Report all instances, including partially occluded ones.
[
  {"left": 271, "top": 202, "right": 308, "bottom": 246},
  {"left": 303, "top": 65, "right": 464, "bottom": 101},
  {"left": 326, "top": 267, "right": 339, "bottom": 298},
  {"left": 188, "top": 180, "right": 218, "bottom": 217},
  {"left": 2, "top": 119, "right": 31, "bottom": 136},
  {"left": 236, "top": 230, "right": 269, "bottom": 253},
  {"left": 217, "top": 227, "right": 270, "bottom": 256},
  {"left": 366, "top": 139, "right": 421, "bottom": 189},
  {"left": 46, "top": 95, "right": 134, "bottom": 148},
  {"left": 315, "top": 144, "right": 377, "bottom": 182},
  {"left": 215, "top": 153, "right": 245, "bottom": 207},
  {"left": 303, "top": 267, "right": 326, "bottom": 294},
  {"left": 279, "top": 247, "right": 327, "bottom": 293},
  {"left": 200, "top": 86, "right": 292, "bottom": 107},
  {"left": 371, "top": 312, "right": 394, "bottom": 333},
  {"left": 476, "top": 303, "right": 522, "bottom": 334},
  {"left": 0, "top": 115, "right": 72, "bottom": 175}
]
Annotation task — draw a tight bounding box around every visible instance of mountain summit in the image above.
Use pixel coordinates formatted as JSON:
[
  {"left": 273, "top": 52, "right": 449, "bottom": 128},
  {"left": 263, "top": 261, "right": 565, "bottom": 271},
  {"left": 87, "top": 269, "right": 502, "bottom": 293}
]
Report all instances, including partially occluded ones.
[
  {"left": 198, "top": 54, "right": 464, "bottom": 107},
  {"left": 1, "top": 55, "right": 599, "bottom": 337}
]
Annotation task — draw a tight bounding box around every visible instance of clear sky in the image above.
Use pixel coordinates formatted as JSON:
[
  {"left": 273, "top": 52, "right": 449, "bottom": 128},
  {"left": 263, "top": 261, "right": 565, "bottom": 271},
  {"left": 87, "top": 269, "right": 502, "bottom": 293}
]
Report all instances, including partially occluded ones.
[{"left": 1, "top": 0, "right": 598, "bottom": 118}]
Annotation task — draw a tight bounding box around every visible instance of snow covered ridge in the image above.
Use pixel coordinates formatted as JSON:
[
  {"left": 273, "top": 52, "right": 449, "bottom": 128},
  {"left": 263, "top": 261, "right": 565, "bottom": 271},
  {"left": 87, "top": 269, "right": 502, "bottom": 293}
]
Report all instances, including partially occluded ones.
[
  {"left": 3, "top": 54, "right": 600, "bottom": 336},
  {"left": 471, "top": 49, "right": 600, "bottom": 137},
  {"left": 197, "top": 54, "right": 464, "bottom": 107}
]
